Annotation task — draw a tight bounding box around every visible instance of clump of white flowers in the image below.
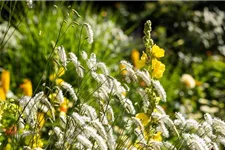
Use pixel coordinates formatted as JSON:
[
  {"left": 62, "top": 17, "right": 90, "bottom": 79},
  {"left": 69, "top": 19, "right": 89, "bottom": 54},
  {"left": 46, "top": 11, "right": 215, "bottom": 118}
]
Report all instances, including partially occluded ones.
[{"left": 151, "top": 105, "right": 225, "bottom": 149}]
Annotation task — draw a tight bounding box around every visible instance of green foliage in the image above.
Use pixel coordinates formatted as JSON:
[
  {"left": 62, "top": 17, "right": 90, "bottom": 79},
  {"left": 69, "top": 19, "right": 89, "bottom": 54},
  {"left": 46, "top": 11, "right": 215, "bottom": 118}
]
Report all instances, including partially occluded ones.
[{"left": 0, "top": 1, "right": 134, "bottom": 89}]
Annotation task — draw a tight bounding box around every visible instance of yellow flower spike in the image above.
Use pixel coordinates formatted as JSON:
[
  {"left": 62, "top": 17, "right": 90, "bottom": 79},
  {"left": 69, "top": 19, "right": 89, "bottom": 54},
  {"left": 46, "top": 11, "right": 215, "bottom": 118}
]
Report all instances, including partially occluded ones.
[
  {"left": 131, "top": 49, "right": 140, "bottom": 67},
  {"left": 152, "top": 44, "right": 165, "bottom": 58},
  {"left": 153, "top": 132, "right": 162, "bottom": 141},
  {"left": 0, "top": 87, "right": 6, "bottom": 101},
  {"left": 20, "top": 79, "right": 33, "bottom": 96},
  {"left": 135, "top": 113, "right": 150, "bottom": 126},
  {"left": 1, "top": 70, "right": 10, "bottom": 93},
  {"left": 37, "top": 112, "right": 45, "bottom": 128},
  {"left": 152, "top": 59, "right": 165, "bottom": 79}
]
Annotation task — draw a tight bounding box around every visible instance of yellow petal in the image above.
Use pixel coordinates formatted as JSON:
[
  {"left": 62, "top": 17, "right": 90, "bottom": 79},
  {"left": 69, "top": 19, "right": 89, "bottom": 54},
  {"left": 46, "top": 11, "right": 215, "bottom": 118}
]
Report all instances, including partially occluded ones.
[
  {"left": 136, "top": 60, "right": 146, "bottom": 69},
  {"left": 1, "top": 70, "right": 10, "bottom": 93},
  {"left": 0, "top": 87, "right": 6, "bottom": 101},
  {"left": 120, "top": 64, "right": 127, "bottom": 75},
  {"left": 37, "top": 112, "right": 45, "bottom": 128},
  {"left": 58, "top": 67, "right": 65, "bottom": 77},
  {"left": 49, "top": 67, "right": 65, "bottom": 81},
  {"left": 20, "top": 79, "right": 33, "bottom": 96},
  {"left": 131, "top": 49, "right": 140, "bottom": 67},
  {"left": 153, "top": 132, "right": 162, "bottom": 141},
  {"left": 135, "top": 113, "right": 150, "bottom": 126},
  {"left": 152, "top": 59, "right": 165, "bottom": 79},
  {"left": 152, "top": 44, "right": 164, "bottom": 58},
  {"left": 141, "top": 51, "right": 148, "bottom": 61},
  {"left": 56, "top": 78, "right": 64, "bottom": 85}
]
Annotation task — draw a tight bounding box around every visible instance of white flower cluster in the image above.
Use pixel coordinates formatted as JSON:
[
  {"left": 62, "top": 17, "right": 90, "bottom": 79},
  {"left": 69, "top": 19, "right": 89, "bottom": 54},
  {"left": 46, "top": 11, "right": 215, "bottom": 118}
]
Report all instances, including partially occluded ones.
[
  {"left": 53, "top": 103, "right": 115, "bottom": 150},
  {"left": 151, "top": 105, "right": 225, "bottom": 149},
  {"left": 57, "top": 46, "right": 136, "bottom": 115},
  {"left": 81, "top": 52, "right": 136, "bottom": 115},
  {"left": 18, "top": 92, "right": 55, "bottom": 128}
]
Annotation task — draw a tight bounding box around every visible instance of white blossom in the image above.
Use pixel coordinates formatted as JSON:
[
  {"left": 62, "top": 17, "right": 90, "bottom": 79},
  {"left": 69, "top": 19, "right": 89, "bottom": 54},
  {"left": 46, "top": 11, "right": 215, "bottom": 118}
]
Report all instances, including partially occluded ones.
[
  {"left": 152, "top": 80, "right": 167, "bottom": 102},
  {"left": 91, "top": 119, "right": 108, "bottom": 140},
  {"left": 77, "top": 134, "right": 93, "bottom": 149},
  {"left": 84, "top": 126, "right": 108, "bottom": 150},
  {"left": 61, "top": 82, "right": 77, "bottom": 103},
  {"left": 81, "top": 51, "right": 88, "bottom": 60},
  {"left": 84, "top": 23, "right": 94, "bottom": 44},
  {"left": 81, "top": 104, "right": 97, "bottom": 120},
  {"left": 57, "top": 46, "right": 67, "bottom": 67}
]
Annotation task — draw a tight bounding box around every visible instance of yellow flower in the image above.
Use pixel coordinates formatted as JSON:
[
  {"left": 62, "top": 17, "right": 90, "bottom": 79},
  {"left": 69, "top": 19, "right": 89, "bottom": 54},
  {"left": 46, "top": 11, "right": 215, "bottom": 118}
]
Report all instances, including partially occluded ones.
[
  {"left": 152, "top": 132, "right": 162, "bottom": 141},
  {"left": 49, "top": 67, "right": 65, "bottom": 81},
  {"left": 141, "top": 51, "right": 148, "bottom": 61},
  {"left": 135, "top": 113, "right": 150, "bottom": 126},
  {"left": 134, "top": 140, "right": 145, "bottom": 149},
  {"left": 136, "top": 52, "right": 148, "bottom": 69},
  {"left": 59, "top": 98, "right": 70, "bottom": 113},
  {"left": 25, "top": 134, "right": 43, "bottom": 148},
  {"left": 131, "top": 49, "right": 140, "bottom": 67},
  {"left": 0, "top": 87, "right": 6, "bottom": 101},
  {"left": 152, "top": 59, "right": 165, "bottom": 79},
  {"left": 37, "top": 112, "right": 45, "bottom": 128},
  {"left": 1, "top": 70, "right": 10, "bottom": 93},
  {"left": 20, "top": 79, "right": 33, "bottom": 96},
  {"left": 55, "top": 78, "right": 64, "bottom": 85},
  {"left": 151, "top": 44, "right": 165, "bottom": 58}
]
